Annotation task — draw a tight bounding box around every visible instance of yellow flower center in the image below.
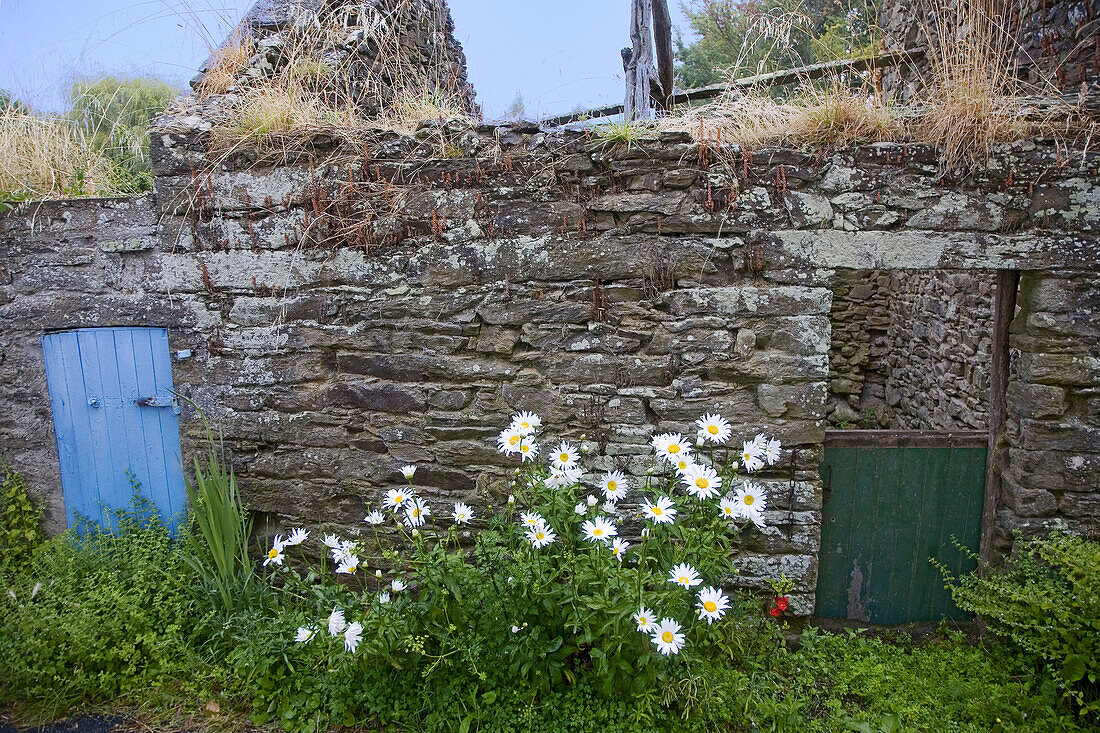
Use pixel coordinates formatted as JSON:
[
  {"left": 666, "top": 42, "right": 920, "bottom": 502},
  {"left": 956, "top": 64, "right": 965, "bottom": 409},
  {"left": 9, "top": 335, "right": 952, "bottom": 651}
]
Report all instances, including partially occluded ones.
[
  {"left": 559, "top": 452, "right": 568, "bottom": 461},
  {"left": 724, "top": 507, "right": 733, "bottom": 514},
  {"left": 607, "top": 481, "right": 617, "bottom": 491},
  {"left": 744, "top": 495, "right": 755, "bottom": 506},
  {"left": 268, "top": 548, "right": 279, "bottom": 559},
  {"left": 678, "top": 461, "right": 688, "bottom": 469},
  {"left": 520, "top": 422, "right": 530, "bottom": 429},
  {"left": 653, "top": 507, "right": 663, "bottom": 515},
  {"left": 662, "top": 631, "right": 674, "bottom": 643},
  {"left": 707, "top": 425, "right": 719, "bottom": 434},
  {"left": 536, "top": 532, "right": 544, "bottom": 540},
  {"left": 696, "top": 478, "right": 708, "bottom": 489},
  {"left": 594, "top": 528, "right": 603, "bottom": 536},
  {"left": 704, "top": 601, "right": 717, "bottom": 612},
  {"left": 521, "top": 445, "right": 530, "bottom": 452},
  {"left": 509, "top": 435, "right": 520, "bottom": 445},
  {"left": 413, "top": 509, "right": 421, "bottom": 517},
  {"left": 679, "top": 576, "right": 688, "bottom": 584},
  {"left": 668, "top": 444, "right": 680, "bottom": 454}
]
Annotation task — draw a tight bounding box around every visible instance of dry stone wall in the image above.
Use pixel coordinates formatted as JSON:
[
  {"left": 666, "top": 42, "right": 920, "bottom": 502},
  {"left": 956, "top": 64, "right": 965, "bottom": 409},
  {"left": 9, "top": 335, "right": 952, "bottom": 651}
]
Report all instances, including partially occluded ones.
[
  {"left": 3, "top": 122, "right": 1099, "bottom": 614},
  {"left": 828, "top": 269, "right": 994, "bottom": 430}
]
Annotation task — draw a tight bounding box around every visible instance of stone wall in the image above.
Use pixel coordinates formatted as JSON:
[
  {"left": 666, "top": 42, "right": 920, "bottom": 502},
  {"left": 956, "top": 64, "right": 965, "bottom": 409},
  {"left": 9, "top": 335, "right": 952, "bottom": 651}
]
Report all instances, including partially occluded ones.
[
  {"left": 996, "top": 270, "right": 1100, "bottom": 551},
  {"left": 878, "top": 0, "right": 1100, "bottom": 102},
  {"left": 828, "top": 269, "right": 994, "bottom": 430},
  {"left": 3, "top": 124, "right": 1099, "bottom": 614},
  {"left": 193, "top": 0, "right": 476, "bottom": 116}
]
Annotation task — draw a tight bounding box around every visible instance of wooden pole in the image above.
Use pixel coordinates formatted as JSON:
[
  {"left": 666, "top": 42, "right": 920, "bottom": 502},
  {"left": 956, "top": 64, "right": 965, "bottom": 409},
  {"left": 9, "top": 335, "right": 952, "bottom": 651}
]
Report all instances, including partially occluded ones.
[
  {"left": 623, "top": 0, "right": 656, "bottom": 121},
  {"left": 652, "top": 0, "right": 674, "bottom": 111},
  {"left": 980, "top": 269, "right": 1019, "bottom": 565}
]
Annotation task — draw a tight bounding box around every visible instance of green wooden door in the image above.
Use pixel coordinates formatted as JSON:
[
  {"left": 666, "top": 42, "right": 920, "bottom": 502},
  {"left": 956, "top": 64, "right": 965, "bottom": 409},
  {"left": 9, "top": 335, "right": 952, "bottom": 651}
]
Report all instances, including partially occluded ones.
[{"left": 815, "top": 431, "right": 987, "bottom": 624}]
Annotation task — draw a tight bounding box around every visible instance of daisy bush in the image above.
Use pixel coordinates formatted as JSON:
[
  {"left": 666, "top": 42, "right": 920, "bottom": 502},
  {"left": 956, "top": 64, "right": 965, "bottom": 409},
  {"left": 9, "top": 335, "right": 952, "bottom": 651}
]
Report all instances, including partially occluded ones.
[{"left": 262, "top": 410, "right": 785, "bottom": 700}]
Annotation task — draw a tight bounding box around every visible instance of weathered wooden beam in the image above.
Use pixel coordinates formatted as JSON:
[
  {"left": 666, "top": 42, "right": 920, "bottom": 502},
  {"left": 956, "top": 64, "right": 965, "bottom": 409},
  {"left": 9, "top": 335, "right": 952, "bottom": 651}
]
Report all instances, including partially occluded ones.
[
  {"left": 980, "top": 270, "right": 1019, "bottom": 564},
  {"left": 825, "top": 430, "right": 989, "bottom": 448},
  {"left": 652, "top": 0, "right": 675, "bottom": 111},
  {"left": 623, "top": 0, "right": 657, "bottom": 121},
  {"left": 543, "top": 48, "right": 926, "bottom": 127}
]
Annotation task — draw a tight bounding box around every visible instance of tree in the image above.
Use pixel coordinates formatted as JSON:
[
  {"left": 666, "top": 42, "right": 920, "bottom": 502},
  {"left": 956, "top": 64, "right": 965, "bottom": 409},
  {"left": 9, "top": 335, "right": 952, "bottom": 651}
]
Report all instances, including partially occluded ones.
[
  {"left": 675, "top": 0, "right": 879, "bottom": 88},
  {"left": 67, "top": 75, "right": 179, "bottom": 193}
]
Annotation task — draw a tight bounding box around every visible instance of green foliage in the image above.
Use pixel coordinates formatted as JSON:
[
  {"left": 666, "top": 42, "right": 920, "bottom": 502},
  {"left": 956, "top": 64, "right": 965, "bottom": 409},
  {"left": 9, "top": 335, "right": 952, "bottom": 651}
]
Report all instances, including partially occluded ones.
[
  {"left": 675, "top": 0, "right": 879, "bottom": 89},
  {"left": 591, "top": 120, "right": 656, "bottom": 150},
  {"left": 0, "top": 494, "right": 190, "bottom": 714},
  {"left": 0, "top": 459, "right": 45, "bottom": 574},
  {"left": 941, "top": 533, "right": 1100, "bottom": 716},
  {"left": 180, "top": 425, "right": 255, "bottom": 616},
  {"left": 66, "top": 74, "right": 178, "bottom": 194}
]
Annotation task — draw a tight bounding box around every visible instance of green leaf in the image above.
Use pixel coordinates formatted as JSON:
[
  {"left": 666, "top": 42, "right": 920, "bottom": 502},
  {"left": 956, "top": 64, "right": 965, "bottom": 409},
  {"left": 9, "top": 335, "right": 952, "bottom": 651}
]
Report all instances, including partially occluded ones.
[
  {"left": 1062, "top": 654, "right": 1086, "bottom": 683},
  {"left": 458, "top": 714, "right": 475, "bottom": 733},
  {"left": 481, "top": 690, "right": 497, "bottom": 705}
]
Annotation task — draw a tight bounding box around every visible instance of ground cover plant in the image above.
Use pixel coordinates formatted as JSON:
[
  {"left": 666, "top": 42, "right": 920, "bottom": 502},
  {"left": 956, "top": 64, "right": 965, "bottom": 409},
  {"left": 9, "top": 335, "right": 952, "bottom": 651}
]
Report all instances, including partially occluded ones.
[{"left": 0, "top": 415, "right": 1096, "bottom": 732}]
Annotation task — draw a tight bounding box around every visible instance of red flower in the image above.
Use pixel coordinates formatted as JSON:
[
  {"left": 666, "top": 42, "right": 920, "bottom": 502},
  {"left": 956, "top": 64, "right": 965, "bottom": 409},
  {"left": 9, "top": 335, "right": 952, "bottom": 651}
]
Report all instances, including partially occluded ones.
[
  {"left": 769, "top": 606, "right": 781, "bottom": 617},
  {"left": 776, "top": 596, "right": 789, "bottom": 611}
]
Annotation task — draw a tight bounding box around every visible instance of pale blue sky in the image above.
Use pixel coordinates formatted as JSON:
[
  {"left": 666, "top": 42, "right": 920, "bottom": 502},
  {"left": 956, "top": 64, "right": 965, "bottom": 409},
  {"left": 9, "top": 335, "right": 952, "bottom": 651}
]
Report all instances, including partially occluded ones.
[{"left": 0, "top": 0, "right": 693, "bottom": 120}]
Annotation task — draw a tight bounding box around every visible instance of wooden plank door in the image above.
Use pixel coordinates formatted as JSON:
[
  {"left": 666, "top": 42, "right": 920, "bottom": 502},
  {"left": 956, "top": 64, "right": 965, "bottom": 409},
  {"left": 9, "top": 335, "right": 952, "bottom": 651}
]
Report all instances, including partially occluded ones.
[
  {"left": 41, "top": 327, "right": 185, "bottom": 531},
  {"left": 815, "top": 432, "right": 987, "bottom": 624}
]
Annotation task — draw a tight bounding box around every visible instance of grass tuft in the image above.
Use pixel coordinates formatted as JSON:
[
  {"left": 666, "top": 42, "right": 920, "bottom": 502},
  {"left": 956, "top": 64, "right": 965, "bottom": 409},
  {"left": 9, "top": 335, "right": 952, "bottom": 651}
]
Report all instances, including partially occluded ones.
[{"left": 0, "top": 107, "right": 114, "bottom": 202}]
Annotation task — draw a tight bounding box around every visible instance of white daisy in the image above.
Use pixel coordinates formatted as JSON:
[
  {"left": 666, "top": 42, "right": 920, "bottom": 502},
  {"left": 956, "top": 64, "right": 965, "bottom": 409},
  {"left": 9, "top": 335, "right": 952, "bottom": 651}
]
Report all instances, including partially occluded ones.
[
  {"left": 328, "top": 607, "right": 346, "bottom": 636},
  {"left": 733, "top": 483, "right": 768, "bottom": 517},
  {"left": 748, "top": 509, "right": 767, "bottom": 529},
  {"left": 378, "top": 591, "right": 391, "bottom": 604},
  {"left": 294, "top": 625, "right": 316, "bottom": 643},
  {"left": 322, "top": 533, "right": 341, "bottom": 550},
  {"left": 672, "top": 457, "right": 697, "bottom": 475},
  {"left": 284, "top": 528, "right": 308, "bottom": 546},
  {"left": 364, "top": 510, "right": 385, "bottom": 525},
  {"left": 668, "top": 562, "right": 702, "bottom": 589},
  {"left": 652, "top": 433, "right": 693, "bottom": 463},
  {"left": 641, "top": 496, "right": 677, "bottom": 524},
  {"left": 681, "top": 464, "right": 722, "bottom": 500},
  {"left": 763, "top": 437, "right": 783, "bottom": 465},
  {"left": 601, "top": 501, "right": 618, "bottom": 515},
  {"left": 330, "top": 540, "right": 356, "bottom": 565},
  {"left": 384, "top": 488, "right": 412, "bottom": 511},
  {"left": 400, "top": 464, "right": 416, "bottom": 480},
  {"left": 550, "top": 441, "right": 580, "bottom": 471},
  {"left": 650, "top": 618, "right": 685, "bottom": 655},
  {"left": 601, "top": 470, "right": 629, "bottom": 502},
  {"left": 452, "top": 502, "right": 472, "bottom": 524},
  {"left": 751, "top": 432, "right": 768, "bottom": 451},
  {"left": 695, "top": 413, "right": 732, "bottom": 443},
  {"left": 517, "top": 438, "right": 539, "bottom": 462},
  {"left": 264, "top": 536, "right": 285, "bottom": 566},
  {"left": 336, "top": 555, "right": 360, "bottom": 574},
  {"left": 344, "top": 621, "right": 363, "bottom": 652},
  {"left": 718, "top": 497, "right": 738, "bottom": 519},
  {"left": 610, "top": 537, "right": 629, "bottom": 561},
  {"left": 581, "top": 516, "right": 618, "bottom": 543},
  {"left": 740, "top": 440, "right": 765, "bottom": 472},
  {"left": 510, "top": 411, "right": 541, "bottom": 435},
  {"left": 696, "top": 586, "right": 731, "bottom": 624},
  {"left": 586, "top": 494, "right": 599, "bottom": 507},
  {"left": 546, "top": 466, "right": 582, "bottom": 489},
  {"left": 404, "top": 497, "right": 431, "bottom": 527},
  {"left": 391, "top": 579, "right": 406, "bottom": 593},
  {"left": 526, "top": 525, "right": 557, "bottom": 549},
  {"left": 521, "top": 511, "right": 546, "bottom": 529},
  {"left": 634, "top": 606, "right": 654, "bottom": 632},
  {"left": 497, "top": 426, "right": 524, "bottom": 455},
  {"left": 574, "top": 502, "right": 588, "bottom": 515}
]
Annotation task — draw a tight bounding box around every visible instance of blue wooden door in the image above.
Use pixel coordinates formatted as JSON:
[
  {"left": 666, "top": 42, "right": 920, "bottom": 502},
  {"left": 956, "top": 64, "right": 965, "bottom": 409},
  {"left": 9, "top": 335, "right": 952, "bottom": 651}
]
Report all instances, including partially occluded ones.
[{"left": 41, "top": 327, "right": 185, "bottom": 531}]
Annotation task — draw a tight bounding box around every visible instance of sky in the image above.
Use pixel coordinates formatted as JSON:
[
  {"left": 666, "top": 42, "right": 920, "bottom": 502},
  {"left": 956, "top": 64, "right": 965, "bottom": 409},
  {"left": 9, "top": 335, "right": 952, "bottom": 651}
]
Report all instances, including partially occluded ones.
[{"left": 0, "top": 0, "right": 694, "bottom": 121}]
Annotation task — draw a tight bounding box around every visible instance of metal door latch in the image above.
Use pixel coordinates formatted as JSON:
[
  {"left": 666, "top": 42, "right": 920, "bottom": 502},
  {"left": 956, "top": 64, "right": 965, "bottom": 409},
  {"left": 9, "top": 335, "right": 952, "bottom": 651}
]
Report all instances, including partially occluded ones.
[{"left": 135, "top": 396, "right": 181, "bottom": 414}]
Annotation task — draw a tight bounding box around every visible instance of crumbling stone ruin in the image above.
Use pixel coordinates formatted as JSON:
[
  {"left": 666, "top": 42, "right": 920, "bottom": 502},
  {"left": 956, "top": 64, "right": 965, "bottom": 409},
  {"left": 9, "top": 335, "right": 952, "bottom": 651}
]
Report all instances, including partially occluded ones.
[{"left": 1, "top": 0, "right": 1097, "bottom": 617}]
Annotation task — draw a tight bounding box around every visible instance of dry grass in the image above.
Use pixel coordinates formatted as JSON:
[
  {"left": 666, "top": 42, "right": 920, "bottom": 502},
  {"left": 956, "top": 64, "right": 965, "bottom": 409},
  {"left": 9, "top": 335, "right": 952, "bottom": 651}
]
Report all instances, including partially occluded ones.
[
  {"left": 0, "top": 107, "right": 114, "bottom": 200},
  {"left": 661, "top": 82, "right": 903, "bottom": 149},
  {"left": 912, "top": 0, "right": 1043, "bottom": 169},
  {"left": 197, "top": 30, "right": 256, "bottom": 99}
]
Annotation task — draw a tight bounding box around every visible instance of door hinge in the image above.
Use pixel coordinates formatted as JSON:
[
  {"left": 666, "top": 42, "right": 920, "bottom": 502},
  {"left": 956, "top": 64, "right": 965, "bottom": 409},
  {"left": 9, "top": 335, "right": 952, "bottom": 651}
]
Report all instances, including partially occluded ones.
[{"left": 135, "top": 395, "right": 180, "bottom": 414}]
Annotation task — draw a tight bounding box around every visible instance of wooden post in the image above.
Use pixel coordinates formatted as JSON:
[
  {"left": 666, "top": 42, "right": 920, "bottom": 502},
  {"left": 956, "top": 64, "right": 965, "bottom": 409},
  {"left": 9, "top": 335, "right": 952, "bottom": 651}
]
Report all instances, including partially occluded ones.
[
  {"left": 980, "top": 269, "right": 1019, "bottom": 565},
  {"left": 652, "top": 0, "right": 675, "bottom": 110},
  {"left": 623, "top": 0, "right": 656, "bottom": 120}
]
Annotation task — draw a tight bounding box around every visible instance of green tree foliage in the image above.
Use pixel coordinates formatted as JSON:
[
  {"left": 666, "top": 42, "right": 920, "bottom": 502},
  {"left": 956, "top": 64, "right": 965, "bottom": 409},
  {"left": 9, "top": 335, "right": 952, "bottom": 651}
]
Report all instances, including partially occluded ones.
[
  {"left": 67, "top": 75, "right": 178, "bottom": 193},
  {"left": 675, "top": 0, "right": 880, "bottom": 88}
]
